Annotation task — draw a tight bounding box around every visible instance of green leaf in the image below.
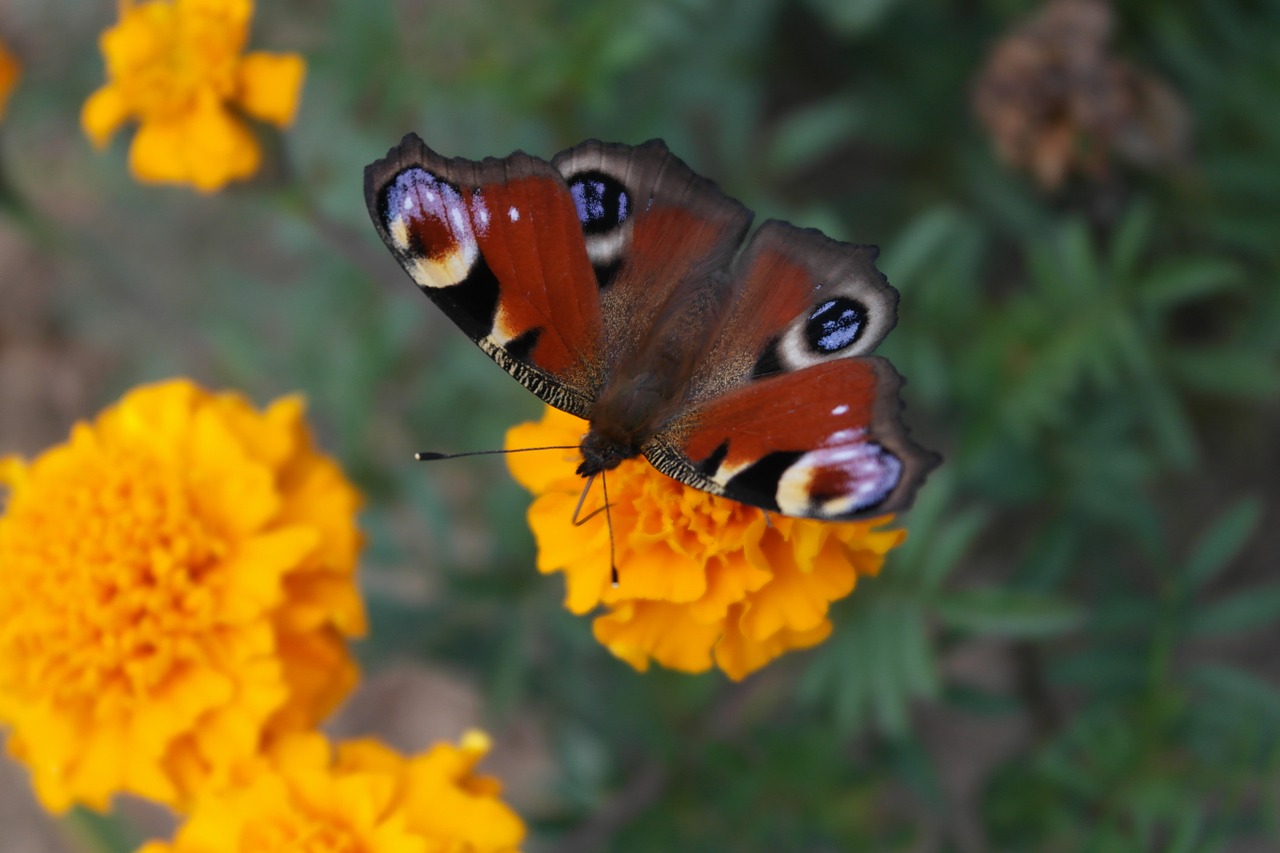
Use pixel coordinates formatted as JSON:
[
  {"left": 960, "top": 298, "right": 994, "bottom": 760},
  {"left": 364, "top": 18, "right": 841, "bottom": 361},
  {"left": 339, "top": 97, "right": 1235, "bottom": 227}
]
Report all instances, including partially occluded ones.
[
  {"left": 1190, "top": 583, "right": 1280, "bottom": 636},
  {"left": 62, "top": 808, "right": 141, "bottom": 853},
  {"left": 1109, "top": 200, "right": 1154, "bottom": 285},
  {"left": 1167, "top": 348, "right": 1280, "bottom": 399},
  {"left": 867, "top": 599, "right": 912, "bottom": 735},
  {"left": 767, "top": 97, "right": 866, "bottom": 174},
  {"left": 934, "top": 589, "right": 1083, "bottom": 638},
  {"left": 1181, "top": 497, "right": 1264, "bottom": 590},
  {"left": 915, "top": 508, "right": 988, "bottom": 592},
  {"left": 801, "top": 0, "right": 902, "bottom": 34},
  {"left": 1058, "top": 218, "right": 1103, "bottom": 297},
  {"left": 1134, "top": 258, "right": 1243, "bottom": 313},
  {"left": 1188, "top": 663, "right": 1280, "bottom": 717},
  {"left": 879, "top": 206, "right": 965, "bottom": 293}
]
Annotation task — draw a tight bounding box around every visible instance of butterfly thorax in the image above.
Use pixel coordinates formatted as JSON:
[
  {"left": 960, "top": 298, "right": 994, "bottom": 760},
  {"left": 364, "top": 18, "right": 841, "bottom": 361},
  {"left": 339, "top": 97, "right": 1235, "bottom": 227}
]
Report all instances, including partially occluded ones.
[
  {"left": 576, "top": 428, "right": 639, "bottom": 477},
  {"left": 577, "top": 368, "right": 687, "bottom": 477}
]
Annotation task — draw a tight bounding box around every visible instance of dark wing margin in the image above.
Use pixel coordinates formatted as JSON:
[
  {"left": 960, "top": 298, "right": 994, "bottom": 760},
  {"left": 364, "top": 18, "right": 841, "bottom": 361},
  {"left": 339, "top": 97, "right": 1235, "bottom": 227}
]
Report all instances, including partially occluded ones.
[{"left": 364, "top": 133, "right": 606, "bottom": 418}]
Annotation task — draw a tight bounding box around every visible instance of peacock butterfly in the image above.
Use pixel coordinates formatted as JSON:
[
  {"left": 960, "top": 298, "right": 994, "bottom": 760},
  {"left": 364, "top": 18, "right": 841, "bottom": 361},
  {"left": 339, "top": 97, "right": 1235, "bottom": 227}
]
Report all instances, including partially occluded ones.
[{"left": 364, "top": 134, "right": 938, "bottom": 522}]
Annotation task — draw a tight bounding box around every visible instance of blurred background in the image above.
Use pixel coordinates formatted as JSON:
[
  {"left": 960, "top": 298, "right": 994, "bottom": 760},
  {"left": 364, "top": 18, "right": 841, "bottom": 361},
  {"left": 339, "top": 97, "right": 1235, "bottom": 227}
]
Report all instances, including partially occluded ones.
[{"left": 2, "top": 0, "right": 1278, "bottom": 850}]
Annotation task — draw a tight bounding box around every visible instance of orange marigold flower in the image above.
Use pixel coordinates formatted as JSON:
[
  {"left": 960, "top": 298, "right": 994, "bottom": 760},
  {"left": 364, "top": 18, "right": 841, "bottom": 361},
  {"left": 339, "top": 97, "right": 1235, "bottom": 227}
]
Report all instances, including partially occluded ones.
[
  {"left": 81, "top": 0, "right": 306, "bottom": 192},
  {"left": 506, "top": 406, "right": 906, "bottom": 680},
  {"left": 138, "top": 731, "right": 525, "bottom": 853},
  {"left": 0, "top": 37, "right": 18, "bottom": 121},
  {"left": 0, "top": 379, "right": 365, "bottom": 812}
]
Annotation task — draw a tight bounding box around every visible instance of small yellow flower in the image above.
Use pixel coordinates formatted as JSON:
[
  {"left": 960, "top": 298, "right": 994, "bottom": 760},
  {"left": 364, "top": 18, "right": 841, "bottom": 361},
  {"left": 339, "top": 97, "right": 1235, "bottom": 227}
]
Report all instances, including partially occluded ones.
[
  {"left": 506, "top": 406, "right": 906, "bottom": 680},
  {"left": 81, "top": 0, "right": 305, "bottom": 191},
  {"left": 139, "top": 731, "right": 525, "bottom": 853},
  {"left": 0, "top": 379, "right": 365, "bottom": 812},
  {"left": 0, "top": 37, "right": 18, "bottom": 121}
]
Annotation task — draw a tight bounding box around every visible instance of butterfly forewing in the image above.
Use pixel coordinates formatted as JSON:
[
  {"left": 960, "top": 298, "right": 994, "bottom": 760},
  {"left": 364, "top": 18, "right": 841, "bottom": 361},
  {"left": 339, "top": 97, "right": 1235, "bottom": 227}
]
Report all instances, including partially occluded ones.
[{"left": 364, "top": 134, "right": 605, "bottom": 417}]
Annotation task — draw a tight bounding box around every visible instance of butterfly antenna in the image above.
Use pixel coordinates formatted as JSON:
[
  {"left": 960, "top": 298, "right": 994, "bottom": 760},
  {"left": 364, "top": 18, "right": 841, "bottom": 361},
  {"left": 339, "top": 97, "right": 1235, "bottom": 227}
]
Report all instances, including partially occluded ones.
[
  {"left": 415, "top": 445, "right": 577, "bottom": 461},
  {"left": 602, "top": 470, "right": 618, "bottom": 587},
  {"left": 571, "top": 474, "right": 609, "bottom": 526}
]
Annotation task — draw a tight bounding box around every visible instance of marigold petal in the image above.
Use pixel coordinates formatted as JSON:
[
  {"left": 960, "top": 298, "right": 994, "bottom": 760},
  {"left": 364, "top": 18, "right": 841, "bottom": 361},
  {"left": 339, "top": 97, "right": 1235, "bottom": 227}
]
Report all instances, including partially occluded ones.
[
  {"left": 401, "top": 738, "right": 525, "bottom": 849},
  {"left": 593, "top": 601, "right": 721, "bottom": 673},
  {"left": 128, "top": 116, "right": 193, "bottom": 183},
  {"left": 128, "top": 99, "right": 260, "bottom": 191},
  {"left": 609, "top": 540, "right": 708, "bottom": 604},
  {"left": 82, "top": 85, "right": 131, "bottom": 147},
  {"left": 738, "top": 532, "right": 858, "bottom": 641},
  {"left": 269, "top": 628, "right": 361, "bottom": 732},
  {"left": 184, "top": 96, "right": 261, "bottom": 191},
  {"left": 236, "top": 51, "right": 305, "bottom": 126},
  {"left": 528, "top": 492, "right": 611, "bottom": 613},
  {"left": 717, "top": 612, "right": 833, "bottom": 681},
  {"left": 219, "top": 528, "right": 319, "bottom": 616},
  {"left": 504, "top": 414, "right": 584, "bottom": 493},
  {"left": 0, "top": 455, "right": 26, "bottom": 486},
  {"left": 687, "top": 552, "right": 773, "bottom": 624}
]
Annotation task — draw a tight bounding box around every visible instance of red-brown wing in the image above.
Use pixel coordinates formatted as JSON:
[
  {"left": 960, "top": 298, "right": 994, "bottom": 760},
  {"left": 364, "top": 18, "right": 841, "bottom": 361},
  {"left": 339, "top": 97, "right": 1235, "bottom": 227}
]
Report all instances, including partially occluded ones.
[
  {"left": 646, "top": 359, "right": 938, "bottom": 520},
  {"left": 689, "top": 220, "right": 901, "bottom": 401},
  {"left": 365, "top": 133, "right": 605, "bottom": 417},
  {"left": 551, "top": 140, "right": 753, "bottom": 375}
]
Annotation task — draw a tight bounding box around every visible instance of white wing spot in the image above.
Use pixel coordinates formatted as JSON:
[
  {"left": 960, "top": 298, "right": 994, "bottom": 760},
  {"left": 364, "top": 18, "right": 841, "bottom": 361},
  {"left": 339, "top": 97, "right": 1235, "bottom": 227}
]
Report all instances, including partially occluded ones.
[
  {"left": 832, "top": 404, "right": 850, "bottom": 416},
  {"left": 401, "top": 195, "right": 414, "bottom": 211},
  {"left": 508, "top": 206, "right": 520, "bottom": 222},
  {"left": 449, "top": 207, "right": 467, "bottom": 232}
]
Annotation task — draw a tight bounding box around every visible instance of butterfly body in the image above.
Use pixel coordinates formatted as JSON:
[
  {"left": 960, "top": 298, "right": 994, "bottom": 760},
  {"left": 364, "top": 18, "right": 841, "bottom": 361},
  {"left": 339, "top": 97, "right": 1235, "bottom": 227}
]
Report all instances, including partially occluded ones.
[{"left": 366, "top": 134, "right": 938, "bottom": 520}]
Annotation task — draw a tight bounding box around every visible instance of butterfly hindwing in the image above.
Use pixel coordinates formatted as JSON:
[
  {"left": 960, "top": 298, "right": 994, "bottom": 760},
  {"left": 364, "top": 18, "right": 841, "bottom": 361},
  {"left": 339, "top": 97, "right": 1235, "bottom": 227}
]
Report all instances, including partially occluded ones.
[
  {"left": 649, "top": 358, "right": 938, "bottom": 520},
  {"left": 645, "top": 220, "right": 935, "bottom": 520},
  {"left": 689, "top": 220, "right": 900, "bottom": 401},
  {"left": 364, "top": 134, "right": 605, "bottom": 417}
]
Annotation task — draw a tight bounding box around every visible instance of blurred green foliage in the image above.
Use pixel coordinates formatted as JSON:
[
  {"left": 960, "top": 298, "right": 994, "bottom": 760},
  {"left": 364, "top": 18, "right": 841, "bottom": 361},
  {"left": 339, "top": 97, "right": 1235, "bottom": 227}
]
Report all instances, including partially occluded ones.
[{"left": 2, "top": 0, "right": 1278, "bottom": 850}]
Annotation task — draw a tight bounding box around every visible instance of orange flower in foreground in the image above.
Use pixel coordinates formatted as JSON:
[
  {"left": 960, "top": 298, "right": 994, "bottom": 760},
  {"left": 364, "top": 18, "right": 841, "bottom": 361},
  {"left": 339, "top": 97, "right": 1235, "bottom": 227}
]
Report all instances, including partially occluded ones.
[
  {"left": 506, "top": 406, "right": 906, "bottom": 680},
  {"left": 0, "top": 379, "right": 365, "bottom": 812},
  {"left": 0, "top": 38, "right": 18, "bottom": 121},
  {"left": 81, "top": 0, "right": 305, "bottom": 191},
  {"left": 139, "top": 732, "right": 525, "bottom": 853}
]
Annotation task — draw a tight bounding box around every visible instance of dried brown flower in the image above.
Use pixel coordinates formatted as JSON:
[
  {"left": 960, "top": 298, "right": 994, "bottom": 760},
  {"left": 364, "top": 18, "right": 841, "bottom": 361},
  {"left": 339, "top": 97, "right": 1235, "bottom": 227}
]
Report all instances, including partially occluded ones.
[{"left": 972, "top": 0, "right": 1190, "bottom": 189}]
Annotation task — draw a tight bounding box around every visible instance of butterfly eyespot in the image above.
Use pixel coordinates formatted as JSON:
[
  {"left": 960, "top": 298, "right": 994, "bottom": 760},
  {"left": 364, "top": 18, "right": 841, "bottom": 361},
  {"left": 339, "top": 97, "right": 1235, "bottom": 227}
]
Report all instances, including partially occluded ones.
[
  {"left": 380, "top": 167, "right": 480, "bottom": 288},
  {"left": 568, "top": 171, "right": 630, "bottom": 235},
  {"left": 776, "top": 440, "right": 903, "bottom": 518},
  {"left": 805, "top": 297, "right": 866, "bottom": 354},
  {"left": 566, "top": 170, "right": 633, "bottom": 286}
]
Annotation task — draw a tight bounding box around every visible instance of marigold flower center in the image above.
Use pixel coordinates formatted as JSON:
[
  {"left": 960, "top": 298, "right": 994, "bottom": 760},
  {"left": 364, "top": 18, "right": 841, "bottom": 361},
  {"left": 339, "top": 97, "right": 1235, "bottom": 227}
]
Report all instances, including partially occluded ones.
[
  {"left": 0, "top": 444, "right": 227, "bottom": 711},
  {"left": 614, "top": 459, "right": 758, "bottom": 561}
]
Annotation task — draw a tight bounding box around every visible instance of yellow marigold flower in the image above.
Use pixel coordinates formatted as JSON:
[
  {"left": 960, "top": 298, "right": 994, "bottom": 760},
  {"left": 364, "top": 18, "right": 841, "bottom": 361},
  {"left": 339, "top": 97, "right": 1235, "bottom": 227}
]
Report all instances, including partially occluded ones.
[
  {"left": 0, "top": 379, "right": 365, "bottom": 812},
  {"left": 138, "top": 731, "right": 525, "bottom": 853},
  {"left": 505, "top": 406, "right": 907, "bottom": 680},
  {"left": 81, "top": 0, "right": 305, "bottom": 192},
  {"left": 0, "top": 38, "right": 18, "bottom": 121}
]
